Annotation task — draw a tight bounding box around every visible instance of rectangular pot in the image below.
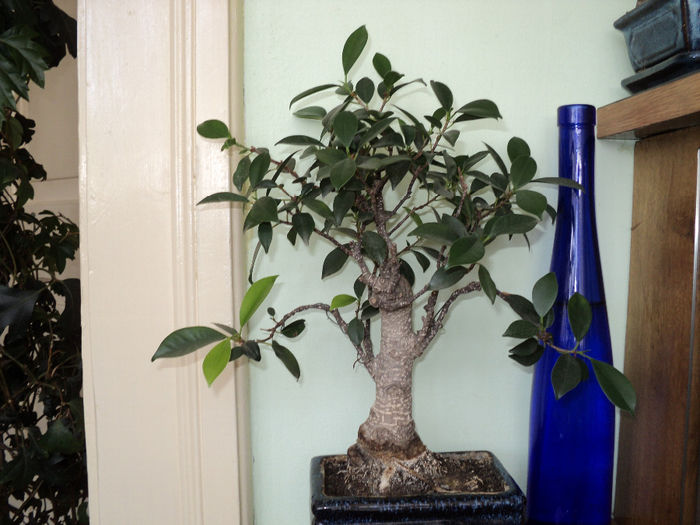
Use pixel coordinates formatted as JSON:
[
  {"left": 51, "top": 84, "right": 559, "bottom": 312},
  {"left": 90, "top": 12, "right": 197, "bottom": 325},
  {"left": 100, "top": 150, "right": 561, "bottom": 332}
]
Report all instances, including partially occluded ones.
[{"left": 310, "top": 451, "right": 524, "bottom": 524}]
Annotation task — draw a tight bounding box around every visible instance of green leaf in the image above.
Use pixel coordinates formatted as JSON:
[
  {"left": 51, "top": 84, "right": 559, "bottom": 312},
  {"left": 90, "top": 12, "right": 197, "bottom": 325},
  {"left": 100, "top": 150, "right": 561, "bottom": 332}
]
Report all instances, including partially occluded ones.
[
  {"left": 322, "top": 247, "right": 349, "bottom": 278},
  {"left": 590, "top": 358, "right": 636, "bottom": 414},
  {"left": 373, "top": 53, "right": 391, "bottom": 78},
  {"left": 532, "top": 272, "right": 558, "bottom": 318},
  {"left": 334, "top": 111, "right": 358, "bottom": 148},
  {"left": 272, "top": 341, "right": 300, "bottom": 379},
  {"left": 276, "top": 135, "right": 325, "bottom": 147},
  {"left": 39, "top": 420, "right": 81, "bottom": 454},
  {"left": 152, "top": 326, "right": 226, "bottom": 361},
  {"left": 333, "top": 191, "right": 355, "bottom": 226},
  {"left": 258, "top": 222, "right": 272, "bottom": 253},
  {"left": 248, "top": 152, "right": 271, "bottom": 189},
  {"left": 430, "top": 80, "right": 453, "bottom": 110},
  {"left": 478, "top": 265, "right": 497, "bottom": 304},
  {"left": 503, "top": 320, "right": 538, "bottom": 339},
  {"left": 239, "top": 275, "right": 278, "bottom": 327},
  {"left": 408, "top": 222, "right": 459, "bottom": 244},
  {"left": 358, "top": 117, "right": 396, "bottom": 146},
  {"left": 510, "top": 156, "right": 537, "bottom": 189},
  {"left": 507, "top": 137, "right": 530, "bottom": 162},
  {"left": 316, "top": 148, "right": 347, "bottom": 165},
  {"left": 448, "top": 235, "right": 485, "bottom": 267},
  {"left": 241, "top": 340, "right": 261, "bottom": 361},
  {"left": 354, "top": 278, "right": 366, "bottom": 299},
  {"left": 203, "top": 339, "right": 232, "bottom": 386},
  {"left": 503, "top": 294, "right": 539, "bottom": 324},
  {"left": 356, "top": 77, "right": 374, "bottom": 103},
  {"left": 487, "top": 214, "right": 538, "bottom": 238},
  {"left": 213, "top": 323, "right": 239, "bottom": 337},
  {"left": 0, "top": 285, "right": 41, "bottom": 333},
  {"left": 484, "top": 143, "right": 509, "bottom": 176},
  {"left": 412, "top": 250, "right": 430, "bottom": 272},
  {"left": 243, "top": 196, "right": 278, "bottom": 230},
  {"left": 508, "top": 338, "right": 544, "bottom": 366},
  {"left": 551, "top": 354, "right": 584, "bottom": 399},
  {"left": 531, "top": 177, "right": 584, "bottom": 190},
  {"left": 330, "top": 294, "right": 357, "bottom": 310},
  {"left": 362, "top": 231, "right": 387, "bottom": 265},
  {"left": 197, "top": 119, "right": 230, "bottom": 139},
  {"left": 303, "top": 199, "right": 332, "bottom": 220},
  {"left": 330, "top": 157, "right": 357, "bottom": 190},
  {"left": 281, "top": 319, "right": 306, "bottom": 338},
  {"left": 515, "top": 190, "right": 547, "bottom": 218},
  {"left": 567, "top": 292, "right": 592, "bottom": 341},
  {"left": 289, "top": 83, "right": 338, "bottom": 108},
  {"left": 342, "top": 25, "right": 368, "bottom": 76},
  {"left": 455, "top": 99, "right": 502, "bottom": 121},
  {"left": 233, "top": 156, "right": 251, "bottom": 191},
  {"left": 292, "top": 212, "right": 315, "bottom": 245},
  {"left": 197, "top": 192, "right": 248, "bottom": 205},
  {"left": 347, "top": 318, "right": 364, "bottom": 346},
  {"left": 294, "top": 106, "right": 327, "bottom": 120},
  {"left": 428, "top": 266, "right": 468, "bottom": 290}
]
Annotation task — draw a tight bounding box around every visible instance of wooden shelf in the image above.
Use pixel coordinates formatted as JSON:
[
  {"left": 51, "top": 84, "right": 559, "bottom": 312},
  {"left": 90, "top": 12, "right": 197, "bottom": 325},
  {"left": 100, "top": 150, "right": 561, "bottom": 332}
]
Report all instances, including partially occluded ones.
[{"left": 597, "top": 72, "right": 700, "bottom": 139}]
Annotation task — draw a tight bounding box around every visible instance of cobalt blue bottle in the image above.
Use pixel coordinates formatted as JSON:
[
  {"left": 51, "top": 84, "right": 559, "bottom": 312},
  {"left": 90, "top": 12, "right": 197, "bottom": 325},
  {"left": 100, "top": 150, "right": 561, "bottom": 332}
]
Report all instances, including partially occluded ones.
[{"left": 526, "top": 105, "right": 615, "bottom": 525}]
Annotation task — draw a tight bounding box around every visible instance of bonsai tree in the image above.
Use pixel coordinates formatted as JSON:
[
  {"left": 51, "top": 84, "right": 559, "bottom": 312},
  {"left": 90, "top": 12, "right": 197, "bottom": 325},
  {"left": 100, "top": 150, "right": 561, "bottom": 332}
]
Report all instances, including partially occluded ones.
[{"left": 153, "top": 26, "right": 635, "bottom": 496}]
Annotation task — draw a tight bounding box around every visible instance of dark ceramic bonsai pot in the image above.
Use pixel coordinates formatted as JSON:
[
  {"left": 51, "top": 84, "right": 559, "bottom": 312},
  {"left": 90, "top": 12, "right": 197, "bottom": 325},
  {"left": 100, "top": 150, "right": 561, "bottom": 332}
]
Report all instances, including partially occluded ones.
[
  {"left": 614, "top": 0, "right": 700, "bottom": 91},
  {"left": 310, "top": 451, "right": 525, "bottom": 524}
]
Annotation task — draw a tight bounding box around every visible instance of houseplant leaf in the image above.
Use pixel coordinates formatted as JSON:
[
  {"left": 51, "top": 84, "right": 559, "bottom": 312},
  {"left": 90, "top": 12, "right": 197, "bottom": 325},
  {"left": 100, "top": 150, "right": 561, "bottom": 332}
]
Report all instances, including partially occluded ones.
[
  {"left": 203, "top": 339, "right": 232, "bottom": 386},
  {"left": 152, "top": 326, "right": 227, "bottom": 360},
  {"left": 239, "top": 275, "right": 278, "bottom": 328},
  {"left": 342, "top": 25, "right": 368, "bottom": 75},
  {"left": 272, "top": 341, "right": 301, "bottom": 379}
]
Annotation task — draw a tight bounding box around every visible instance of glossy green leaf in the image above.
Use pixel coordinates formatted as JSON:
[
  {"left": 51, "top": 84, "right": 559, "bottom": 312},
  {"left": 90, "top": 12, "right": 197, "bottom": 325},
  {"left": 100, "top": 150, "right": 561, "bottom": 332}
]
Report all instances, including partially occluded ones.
[
  {"left": 304, "top": 198, "right": 333, "bottom": 220},
  {"left": 276, "top": 135, "right": 325, "bottom": 147},
  {"left": 294, "top": 106, "right": 327, "bottom": 120},
  {"left": 503, "top": 319, "right": 538, "bottom": 339},
  {"left": 412, "top": 250, "right": 430, "bottom": 272},
  {"left": 316, "top": 148, "right": 347, "bottom": 166},
  {"left": 202, "top": 339, "right": 232, "bottom": 386},
  {"left": 532, "top": 272, "right": 558, "bottom": 318},
  {"left": 568, "top": 292, "right": 592, "bottom": 341},
  {"left": 152, "top": 326, "right": 226, "bottom": 361},
  {"left": 484, "top": 143, "right": 509, "bottom": 176},
  {"left": 455, "top": 99, "right": 502, "bottom": 120},
  {"left": 358, "top": 117, "right": 396, "bottom": 146},
  {"left": 347, "top": 318, "right": 364, "bottom": 346},
  {"left": 248, "top": 152, "right": 271, "bottom": 189},
  {"left": 330, "top": 294, "right": 357, "bottom": 310},
  {"left": 354, "top": 278, "right": 366, "bottom": 299},
  {"left": 356, "top": 77, "right": 374, "bottom": 103},
  {"left": 292, "top": 212, "right": 315, "bottom": 245},
  {"left": 590, "top": 358, "right": 636, "bottom": 414},
  {"left": 408, "top": 222, "right": 458, "bottom": 244},
  {"left": 334, "top": 111, "right": 358, "bottom": 148},
  {"left": 478, "top": 265, "right": 497, "bottom": 304},
  {"left": 197, "top": 192, "right": 248, "bottom": 205},
  {"left": 487, "top": 214, "right": 538, "bottom": 238},
  {"left": 330, "top": 157, "right": 357, "bottom": 190},
  {"left": 258, "top": 222, "right": 272, "bottom": 253},
  {"left": 447, "top": 235, "right": 484, "bottom": 267},
  {"left": 551, "top": 354, "right": 584, "bottom": 399},
  {"left": 272, "top": 341, "right": 300, "bottom": 379},
  {"left": 531, "top": 177, "right": 584, "bottom": 190},
  {"left": 508, "top": 338, "right": 544, "bottom": 366},
  {"left": 230, "top": 346, "right": 245, "bottom": 362},
  {"left": 239, "top": 275, "right": 278, "bottom": 328},
  {"left": 289, "top": 83, "right": 338, "bottom": 108},
  {"left": 510, "top": 156, "right": 537, "bottom": 189},
  {"left": 342, "top": 25, "right": 368, "bottom": 75},
  {"left": 241, "top": 340, "right": 261, "bottom": 361},
  {"left": 372, "top": 53, "right": 391, "bottom": 78},
  {"left": 503, "top": 294, "right": 539, "bottom": 324},
  {"left": 197, "top": 119, "right": 230, "bottom": 139},
  {"left": 281, "top": 319, "right": 306, "bottom": 338},
  {"left": 333, "top": 191, "right": 355, "bottom": 226},
  {"left": 362, "top": 231, "right": 387, "bottom": 265},
  {"left": 213, "top": 323, "right": 239, "bottom": 337},
  {"left": 516, "top": 190, "right": 547, "bottom": 218},
  {"left": 233, "top": 156, "right": 251, "bottom": 191},
  {"left": 430, "top": 80, "right": 453, "bottom": 110},
  {"left": 244, "top": 196, "right": 278, "bottom": 230},
  {"left": 322, "top": 247, "right": 349, "bottom": 278},
  {"left": 507, "top": 137, "right": 530, "bottom": 161},
  {"left": 428, "top": 266, "right": 468, "bottom": 290}
]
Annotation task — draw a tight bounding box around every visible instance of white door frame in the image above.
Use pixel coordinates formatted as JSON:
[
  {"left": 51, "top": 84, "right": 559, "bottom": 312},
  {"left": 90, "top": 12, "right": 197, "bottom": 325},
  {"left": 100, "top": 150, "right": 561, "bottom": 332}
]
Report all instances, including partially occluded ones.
[{"left": 78, "top": 1, "right": 250, "bottom": 523}]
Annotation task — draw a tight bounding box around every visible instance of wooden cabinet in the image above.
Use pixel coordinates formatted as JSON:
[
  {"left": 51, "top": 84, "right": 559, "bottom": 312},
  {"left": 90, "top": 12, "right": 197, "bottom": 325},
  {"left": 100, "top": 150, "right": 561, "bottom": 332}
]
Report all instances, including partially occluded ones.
[{"left": 598, "top": 72, "right": 700, "bottom": 524}]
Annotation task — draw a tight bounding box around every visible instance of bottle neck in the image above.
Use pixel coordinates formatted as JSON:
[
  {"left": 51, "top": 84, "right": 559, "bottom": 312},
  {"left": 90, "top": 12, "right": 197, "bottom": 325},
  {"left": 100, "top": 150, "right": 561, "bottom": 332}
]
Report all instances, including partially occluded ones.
[{"left": 551, "top": 122, "right": 605, "bottom": 304}]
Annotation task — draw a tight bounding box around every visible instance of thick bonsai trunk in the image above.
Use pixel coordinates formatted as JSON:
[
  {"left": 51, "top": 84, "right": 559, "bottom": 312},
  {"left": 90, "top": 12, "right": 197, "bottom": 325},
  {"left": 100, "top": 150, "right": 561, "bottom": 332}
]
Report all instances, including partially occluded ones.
[{"left": 345, "top": 279, "right": 441, "bottom": 495}]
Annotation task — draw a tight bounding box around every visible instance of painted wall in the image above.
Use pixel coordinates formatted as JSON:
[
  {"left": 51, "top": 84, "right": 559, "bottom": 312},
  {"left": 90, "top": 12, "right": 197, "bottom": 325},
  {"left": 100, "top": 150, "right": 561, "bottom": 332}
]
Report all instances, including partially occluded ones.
[{"left": 243, "top": 1, "right": 635, "bottom": 523}]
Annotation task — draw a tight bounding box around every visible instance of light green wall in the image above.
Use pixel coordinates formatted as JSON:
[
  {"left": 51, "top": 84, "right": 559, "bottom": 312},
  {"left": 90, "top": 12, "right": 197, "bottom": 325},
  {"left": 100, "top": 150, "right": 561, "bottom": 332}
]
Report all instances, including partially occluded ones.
[{"left": 243, "top": 1, "right": 635, "bottom": 523}]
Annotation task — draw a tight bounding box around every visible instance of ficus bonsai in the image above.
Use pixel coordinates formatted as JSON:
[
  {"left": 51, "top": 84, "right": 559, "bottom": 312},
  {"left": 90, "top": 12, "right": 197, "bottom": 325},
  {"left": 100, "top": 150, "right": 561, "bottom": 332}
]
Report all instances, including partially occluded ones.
[{"left": 153, "top": 26, "right": 635, "bottom": 496}]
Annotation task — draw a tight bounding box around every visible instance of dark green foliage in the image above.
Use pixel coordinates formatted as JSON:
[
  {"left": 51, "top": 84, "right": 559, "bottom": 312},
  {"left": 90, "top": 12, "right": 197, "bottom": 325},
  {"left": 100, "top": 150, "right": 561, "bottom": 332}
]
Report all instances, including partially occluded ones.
[{"left": 0, "top": 3, "right": 85, "bottom": 522}]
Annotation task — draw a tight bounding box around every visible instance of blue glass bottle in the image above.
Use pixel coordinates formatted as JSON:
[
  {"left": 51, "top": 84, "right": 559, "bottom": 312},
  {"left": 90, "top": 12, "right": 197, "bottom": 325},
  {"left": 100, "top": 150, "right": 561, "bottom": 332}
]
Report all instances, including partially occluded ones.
[{"left": 526, "top": 105, "right": 615, "bottom": 525}]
